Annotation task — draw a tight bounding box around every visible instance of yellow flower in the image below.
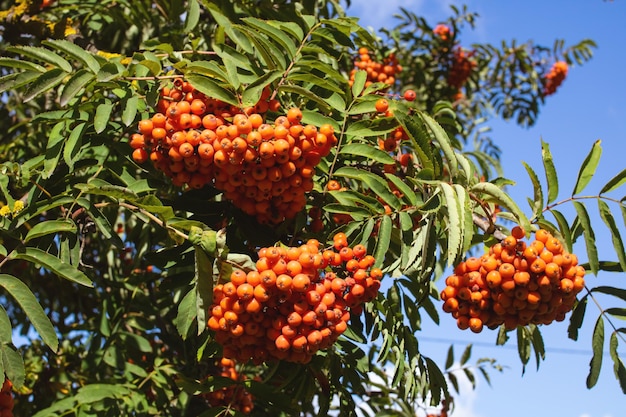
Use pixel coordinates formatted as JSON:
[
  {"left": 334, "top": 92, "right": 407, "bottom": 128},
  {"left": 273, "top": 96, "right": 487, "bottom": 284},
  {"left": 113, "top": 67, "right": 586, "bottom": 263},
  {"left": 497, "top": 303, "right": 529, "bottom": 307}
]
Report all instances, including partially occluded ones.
[
  {"left": 13, "top": 200, "right": 24, "bottom": 214},
  {"left": 0, "top": 205, "right": 10, "bottom": 217}
]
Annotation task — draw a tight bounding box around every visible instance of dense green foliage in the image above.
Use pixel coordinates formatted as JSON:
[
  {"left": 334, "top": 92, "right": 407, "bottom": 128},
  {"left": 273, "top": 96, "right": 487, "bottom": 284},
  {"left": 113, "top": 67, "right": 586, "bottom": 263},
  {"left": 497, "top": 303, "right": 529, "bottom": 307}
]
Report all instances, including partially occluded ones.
[{"left": 0, "top": 1, "right": 623, "bottom": 416}]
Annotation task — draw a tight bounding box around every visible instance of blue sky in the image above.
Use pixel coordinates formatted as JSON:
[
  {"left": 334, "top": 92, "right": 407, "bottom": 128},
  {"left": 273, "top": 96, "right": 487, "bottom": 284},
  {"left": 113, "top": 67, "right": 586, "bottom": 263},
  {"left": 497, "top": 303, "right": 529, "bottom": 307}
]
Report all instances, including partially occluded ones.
[{"left": 347, "top": 1, "right": 626, "bottom": 416}]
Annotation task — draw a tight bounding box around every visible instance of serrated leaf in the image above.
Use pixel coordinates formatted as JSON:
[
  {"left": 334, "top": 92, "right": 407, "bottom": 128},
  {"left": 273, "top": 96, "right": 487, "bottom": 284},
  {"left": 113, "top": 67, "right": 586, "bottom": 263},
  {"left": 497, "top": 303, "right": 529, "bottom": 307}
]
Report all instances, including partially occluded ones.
[
  {"left": 24, "top": 68, "right": 67, "bottom": 102},
  {"left": 0, "top": 344, "right": 25, "bottom": 388},
  {"left": 339, "top": 143, "right": 395, "bottom": 164},
  {"left": 418, "top": 111, "right": 458, "bottom": 179},
  {"left": 600, "top": 168, "right": 626, "bottom": 195},
  {"left": 7, "top": 45, "right": 73, "bottom": 72},
  {"left": 122, "top": 94, "right": 139, "bottom": 127},
  {"left": 590, "top": 286, "right": 626, "bottom": 301},
  {"left": 568, "top": 295, "right": 588, "bottom": 341},
  {"left": 64, "top": 121, "right": 87, "bottom": 171},
  {"left": 471, "top": 181, "right": 532, "bottom": 236},
  {"left": 351, "top": 70, "right": 367, "bottom": 97},
  {"left": 60, "top": 69, "right": 94, "bottom": 107},
  {"left": 609, "top": 332, "right": 626, "bottom": 394},
  {"left": 278, "top": 85, "right": 333, "bottom": 112},
  {"left": 517, "top": 326, "right": 531, "bottom": 368},
  {"left": 523, "top": 162, "right": 544, "bottom": 220},
  {"left": 242, "top": 17, "right": 298, "bottom": 58},
  {"left": 241, "top": 70, "right": 282, "bottom": 107},
  {"left": 0, "top": 306, "right": 12, "bottom": 345},
  {"left": 43, "top": 39, "right": 101, "bottom": 74},
  {"left": 185, "top": 74, "right": 238, "bottom": 106},
  {"left": 373, "top": 215, "right": 392, "bottom": 269},
  {"left": 385, "top": 173, "right": 419, "bottom": 207},
  {"left": 345, "top": 117, "right": 398, "bottom": 137},
  {"left": 440, "top": 183, "right": 461, "bottom": 264},
  {"left": 0, "top": 274, "right": 58, "bottom": 352},
  {"left": 573, "top": 140, "right": 602, "bottom": 195},
  {"left": 184, "top": 0, "right": 201, "bottom": 32},
  {"left": 94, "top": 101, "right": 113, "bottom": 134},
  {"left": 445, "top": 345, "right": 454, "bottom": 370},
  {"left": 573, "top": 201, "right": 599, "bottom": 275},
  {"left": 74, "top": 383, "right": 131, "bottom": 403},
  {"left": 194, "top": 245, "right": 214, "bottom": 336},
  {"left": 97, "top": 62, "right": 123, "bottom": 82},
  {"left": 541, "top": 139, "right": 559, "bottom": 204},
  {"left": 175, "top": 288, "right": 197, "bottom": 340},
  {"left": 0, "top": 57, "right": 45, "bottom": 72},
  {"left": 24, "top": 219, "right": 77, "bottom": 243},
  {"left": 75, "top": 180, "right": 139, "bottom": 202},
  {"left": 11, "top": 247, "right": 93, "bottom": 287},
  {"left": 598, "top": 199, "right": 626, "bottom": 272},
  {"left": 460, "top": 344, "right": 472, "bottom": 365},
  {"left": 586, "top": 315, "right": 604, "bottom": 388}
]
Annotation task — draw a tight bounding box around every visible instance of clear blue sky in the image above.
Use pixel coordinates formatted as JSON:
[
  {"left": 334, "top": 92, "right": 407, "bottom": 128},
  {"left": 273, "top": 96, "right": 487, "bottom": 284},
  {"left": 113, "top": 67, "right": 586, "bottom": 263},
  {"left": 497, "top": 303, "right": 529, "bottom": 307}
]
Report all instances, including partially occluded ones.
[{"left": 347, "top": 1, "right": 626, "bottom": 416}]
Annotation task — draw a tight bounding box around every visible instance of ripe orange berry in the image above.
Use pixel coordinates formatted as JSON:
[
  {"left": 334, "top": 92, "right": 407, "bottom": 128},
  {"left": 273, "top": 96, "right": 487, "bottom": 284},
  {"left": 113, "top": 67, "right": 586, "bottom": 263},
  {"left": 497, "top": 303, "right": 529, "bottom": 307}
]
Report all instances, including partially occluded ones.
[
  {"left": 403, "top": 89, "right": 416, "bottom": 101},
  {"left": 375, "top": 98, "right": 389, "bottom": 113}
]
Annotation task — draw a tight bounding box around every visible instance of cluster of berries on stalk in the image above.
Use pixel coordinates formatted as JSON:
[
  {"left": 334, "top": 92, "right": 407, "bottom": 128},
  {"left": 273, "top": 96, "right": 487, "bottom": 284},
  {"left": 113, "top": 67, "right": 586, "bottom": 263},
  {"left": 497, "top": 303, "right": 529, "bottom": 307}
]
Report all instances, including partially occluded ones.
[
  {"left": 543, "top": 61, "right": 568, "bottom": 96},
  {"left": 208, "top": 233, "right": 382, "bottom": 364},
  {"left": 129, "top": 80, "right": 337, "bottom": 224},
  {"left": 441, "top": 227, "right": 585, "bottom": 332}
]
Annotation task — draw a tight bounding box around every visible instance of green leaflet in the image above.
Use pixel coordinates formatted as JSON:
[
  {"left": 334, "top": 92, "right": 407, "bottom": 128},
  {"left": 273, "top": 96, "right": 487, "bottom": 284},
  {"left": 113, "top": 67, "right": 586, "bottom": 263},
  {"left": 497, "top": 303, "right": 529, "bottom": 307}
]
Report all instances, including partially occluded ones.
[{"left": 0, "top": 274, "right": 59, "bottom": 352}]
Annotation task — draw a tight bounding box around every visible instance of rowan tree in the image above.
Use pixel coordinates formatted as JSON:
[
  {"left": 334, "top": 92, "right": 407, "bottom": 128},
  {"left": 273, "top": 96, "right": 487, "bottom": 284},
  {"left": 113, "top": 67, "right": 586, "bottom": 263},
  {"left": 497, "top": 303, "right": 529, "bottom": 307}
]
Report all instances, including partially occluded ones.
[{"left": 0, "top": 1, "right": 622, "bottom": 416}]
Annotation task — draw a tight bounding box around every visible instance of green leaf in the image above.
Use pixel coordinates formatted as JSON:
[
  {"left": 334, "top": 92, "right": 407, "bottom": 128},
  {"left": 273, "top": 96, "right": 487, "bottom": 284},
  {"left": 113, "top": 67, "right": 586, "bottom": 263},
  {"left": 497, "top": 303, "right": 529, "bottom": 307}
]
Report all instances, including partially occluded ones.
[
  {"left": 278, "top": 85, "right": 333, "bottom": 112},
  {"left": 191, "top": 228, "right": 217, "bottom": 335},
  {"left": 97, "top": 62, "right": 125, "bottom": 82},
  {"left": 351, "top": 70, "right": 367, "bottom": 97},
  {"left": 42, "top": 39, "right": 101, "bottom": 74},
  {"left": 241, "top": 70, "right": 283, "bottom": 107},
  {"left": 0, "top": 306, "right": 13, "bottom": 345},
  {"left": 0, "top": 274, "right": 58, "bottom": 352},
  {"left": 373, "top": 215, "right": 392, "bottom": 269},
  {"left": 60, "top": 69, "right": 94, "bottom": 107},
  {"left": 63, "top": 121, "right": 87, "bottom": 171},
  {"left": 74, "top": 383, "right": 131, "bottom": 403},
  {"left": 94, "top": 101, "right": 114, "bottom": 134},
  {"left": 590, "top": 286, "right": 626, "bottom": 301},
  {"left": 185, "top": 74, "right": 238, "bottom": 106},
  {"left": 609, "top": 332, "right": 626, "bottom": 394},
  {"left": 573, "top": 140, "right": 602, "bottom": 195},
  {"left": 345, "top": 117, "right": 398, "bottom": 137},
  {"left": 600, "top": 168, "right": 626, "bottom": 195},
  {"left": 0, "top": 344, "right": 25, "bottom": 388},
  {"left": 517, "top": 326, "right": 531, "bottom": 367},
  {"left": 573, "top": 201, "right": 599, "bottom": 275},
  {"left": 418, "top": 111, "right": 458, "bottom": 179},
  {"left": 586, "top": 315, "right": 604, "bottom": 388},
  {"left": 24, "top": 219, "right": 77, "bottom": 243},
  {"left": 75, "top": 181, "right": 139, "bottom": 202},
  {"left": 7, "top": 45, "right": 73, "bottom": 72},
  {"left": 339, "top": 143, "right": 396, "bottom": 165},
  {"left": 184, "top": 0, "right": 201, "bottom": 32},
  {"left": 0, "top": 57, "right": 46, "bottom": 72},
  {"left": 598, "top": 199, "right": 626, "bottom": 273},
  {"left": 568, "top": 295, "right": 587, "bottom": 341},
  {"left": 385, "top": 173, "right": 419, "bottom": 207},
  {"left": 548, "top": 209, "right": 573, "bottom": 253},
  {"left": 24, "top": 68, "right": 67, "bottom": 102},
  {"left": 11, "top": 247, "right": 93, "bottom": 287},
  {"left": 440, "top": 183, "right": 462, "bottom": 264},
  {"left": 522, "top": 162, "right": 544, "bottom": 220},
  {"left": 175, "top": 288, "right": 197, "bottom": 339},
  {"left": 541, "top": 139, "right": 559, "bottom": 204},
  {"left": 242, "top": 17, "right": 298, "bottom": 58},
  {"left": 445, "top": 345, "right": 454, "bottom": 370},
  {"left": 460, "top": 344, "right": 472, "bottom": 365},
  {"left": 471, "top": 181, "right": 532, "bottom": 236},
  {"left": 121, "top": 94, "right": 139, "bottom": 127}
]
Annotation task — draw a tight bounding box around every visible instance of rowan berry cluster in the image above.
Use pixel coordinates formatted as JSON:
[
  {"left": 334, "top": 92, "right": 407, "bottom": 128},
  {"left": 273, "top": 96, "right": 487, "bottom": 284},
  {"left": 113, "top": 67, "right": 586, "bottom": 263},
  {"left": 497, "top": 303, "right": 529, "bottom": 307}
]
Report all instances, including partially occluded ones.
[
  {"left": 543, "top": 61, "right": 568, "bottom": 96},
  {"left": 208, "top": 233, "right": 382, "bottom": 364},
  {"left": 349, "top": 47, "right": 402, "bottom": 88},
  {"left": 433, "top": 24, "right": 452, "bottom": 42},
  {"left": 447, "top": 47, "right": 476, "bottom": 89},
  {"left": 203, "top": 358, "right": 254, "bottom": 415},
  {"left": 441, "top": 227, "right": 586, "bottom": 333},
  {"left": 0, "top": 379, "right": 14, "bottom": 417},
  {"left": 130, "top": 80, "right": 336, "bottom": 224}
]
